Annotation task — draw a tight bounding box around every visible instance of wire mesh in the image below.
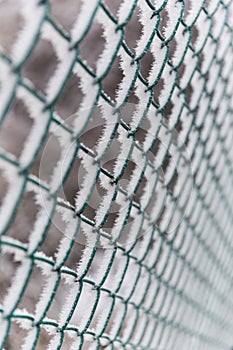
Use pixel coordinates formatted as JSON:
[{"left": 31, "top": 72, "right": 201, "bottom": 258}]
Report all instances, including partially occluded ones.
[{"left": 0, "top": 0, "right": 233, "bottom": 349}]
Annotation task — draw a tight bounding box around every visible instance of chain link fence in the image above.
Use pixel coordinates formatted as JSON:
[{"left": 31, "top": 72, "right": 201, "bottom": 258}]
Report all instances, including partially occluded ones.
[{"left": 0, "top": 0, "right": 233, "bottom": 349}]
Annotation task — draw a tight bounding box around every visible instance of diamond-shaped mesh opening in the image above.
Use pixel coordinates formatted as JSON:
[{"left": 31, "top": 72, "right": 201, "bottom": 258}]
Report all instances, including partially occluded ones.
[
  {"left": 38, "top": 213, "right": 64, "bottom": 259},
  {"left": 21, "top": 39, "right": 57, "bottom": 95},
  {"left": 55, "top": 73, "right": 84, "bottom": 122},
  {"left": 158, "top": 7, "right": 169, "bottom": 38},
  {"left": 0, "top": 169, "right": 8, "bottom": 208},
  {"left": 185, "top": 84, "right": 194, "bottom": 105},
  {"left": 120, "top": 102, "right": 137, "bottom": 124},
  {"left": 101, "top": 55, "right": 123, "bottom": 101},
  {"left": 78, "top": 21, "right": 105, "bottom": 73},
  {"left": 0, "top": 99, "right": 32, "bottom": 159},
  {"left": 103, "top": 0, "right": 121, "bottom": 18},
  {"left": 79, "top": 176, "right": 106, "bottom": 222},
  {"left": 50, "top": 0, "right": 82, "bottom": 34},
  {"left": 191, "top": 24, "right": 199, "bottom": 47},
  {"left": 140, "top": 49, "right": 154, "bottom": 82},
  {"left": 5, "top": 191, "right": 38, "bottom": 244},
  {"left": 102, "top": 209, "right": 121, "bottom": 233},
  {"left": 17, "top": 264, "right": 45, "bottom": 314},
  {"left": 123, "top": 6, "right": 142, "bottom": 54},
  {"left": 79, "top": 110, "right": 106, "bottom": 150},
  {"left": 0, "top": 253, "right": 20, "bottom": 301},
  {"left": 153, "top": 77, "right": 164, "bottom": 106}
]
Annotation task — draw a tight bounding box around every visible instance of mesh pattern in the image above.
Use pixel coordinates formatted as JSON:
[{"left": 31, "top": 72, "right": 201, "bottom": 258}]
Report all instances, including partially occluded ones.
[{"left": 0, "top": 0, "right": 233, "bottom": 349}]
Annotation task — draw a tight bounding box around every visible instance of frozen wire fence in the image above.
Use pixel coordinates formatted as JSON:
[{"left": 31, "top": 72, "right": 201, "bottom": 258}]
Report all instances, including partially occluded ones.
[{"left": 0, "top": 0, "right": 233, "bottom": 349}]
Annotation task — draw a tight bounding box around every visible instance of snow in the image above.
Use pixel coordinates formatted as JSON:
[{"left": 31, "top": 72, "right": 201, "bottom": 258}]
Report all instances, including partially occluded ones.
[
  {"left": 0, "top": 159, "right": 26, "bottom": 235},
  {"left": 34, "top": 271, "right": 59, "bottom": 324},
  {"left": 42, "top": 22, "right": 76, "bottom": 105},
  {"left": 71, "top": 0, "right": 99, "bottom": 45},
  {"left": 0, "top": 60, "right": 17, "bottom": 124},
  {"left": 21, "top": 329, "right": 38, "bottom": 350},
  {"left": 185, "top": 0, "right": 206, "bottom": 27},
  {"left": 135, "top": 1, "right": 158, "bottom": 60},
  {"left": 2, "top": 258, "right": 31, "bottom": 316},
  {"left": 0, "top": 0, "right": 233, "bottom": 349},
  {"left": 27, "top": 187, "right": 55, "bottom": 255},
  {"left": 47, "top": 333, "right": 62, "bottom": 350},
  {"left": 17, "top": 86, "right": 51, "bottom": 170},
  {"left": 163, "top": 1, "right": 183, "bottom": 41},
  {"left": 49, "top": 124, "right": 77, "bottom": 194},
  {"left": 117, "top": 0, "right": 137, "bottom": 25},
  {"left": 75, "top": 150, "right": 99, "bottom": 214},
  {"left": 116, "top": 48, "right": 138, "bottom": 109},
  {"left": 72, "top": 63, "right": 100, "bottom": 138},
  {"left": 148, "top": 40, "right": 167, "bottom": 88},
  {"left": 0, "top": 319, "right": 9, "bottom": 349},
  {"left": 96, "top": 8, "right": 122, "bottom": 80},
  {"left": 11, "top": 0, "right": 46, "bottom": 67}
]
